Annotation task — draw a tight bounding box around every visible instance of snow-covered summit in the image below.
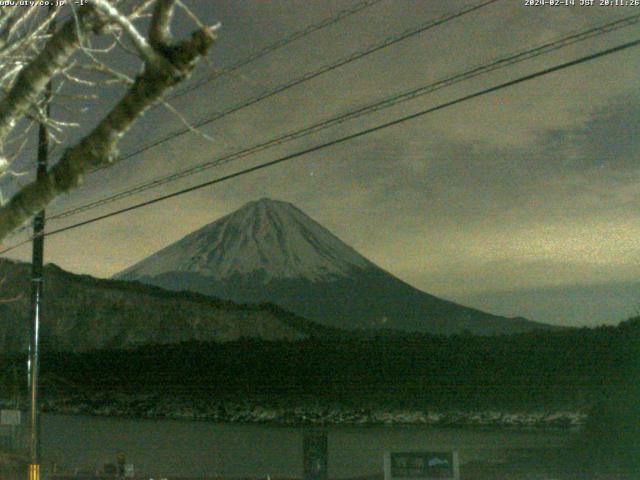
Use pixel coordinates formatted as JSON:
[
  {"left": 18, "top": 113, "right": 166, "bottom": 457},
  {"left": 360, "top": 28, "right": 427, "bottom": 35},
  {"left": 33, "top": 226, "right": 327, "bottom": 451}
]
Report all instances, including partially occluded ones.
[
  {"left": 117, "top": 198, "right": 375, "bottom": 282},
  {"left": 116, "top": 198, "right": 548, "bottom": 334}
]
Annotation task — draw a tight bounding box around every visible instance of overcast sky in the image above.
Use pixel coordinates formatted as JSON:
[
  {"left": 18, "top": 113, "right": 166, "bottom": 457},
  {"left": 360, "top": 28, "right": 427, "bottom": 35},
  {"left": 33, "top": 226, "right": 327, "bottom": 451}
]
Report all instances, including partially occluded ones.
[{"left": 2, "top": 0, "right": 640, "bottom": 327}]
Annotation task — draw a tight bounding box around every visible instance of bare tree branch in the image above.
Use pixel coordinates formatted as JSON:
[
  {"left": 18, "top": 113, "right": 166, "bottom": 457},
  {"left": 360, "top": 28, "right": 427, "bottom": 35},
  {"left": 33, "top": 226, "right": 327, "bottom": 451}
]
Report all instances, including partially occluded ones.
[
  {"left": 150, "top": 0, "right": 175, "bottom": 49},
  {"left": 0, "top": 0, "right": 216, "bottom": 242},
  {"left": 92, "top": 0, "right": 161, "bottom": 65},
  {"left": 0, "top": 7, "right": 100, "bottom": 151}
]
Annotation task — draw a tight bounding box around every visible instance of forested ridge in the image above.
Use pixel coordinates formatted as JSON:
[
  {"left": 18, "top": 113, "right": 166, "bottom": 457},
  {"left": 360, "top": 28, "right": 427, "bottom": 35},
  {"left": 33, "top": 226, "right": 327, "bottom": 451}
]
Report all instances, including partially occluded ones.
[{"left": 2, "top": 316, "right": 637, "bottom": 411}]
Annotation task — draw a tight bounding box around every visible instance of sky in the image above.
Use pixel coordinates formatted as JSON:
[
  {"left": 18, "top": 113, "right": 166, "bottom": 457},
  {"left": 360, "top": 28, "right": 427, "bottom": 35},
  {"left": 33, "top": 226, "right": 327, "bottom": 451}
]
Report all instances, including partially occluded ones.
[{"left": 2, "top": 0, "right": 640, "bottom": 327}]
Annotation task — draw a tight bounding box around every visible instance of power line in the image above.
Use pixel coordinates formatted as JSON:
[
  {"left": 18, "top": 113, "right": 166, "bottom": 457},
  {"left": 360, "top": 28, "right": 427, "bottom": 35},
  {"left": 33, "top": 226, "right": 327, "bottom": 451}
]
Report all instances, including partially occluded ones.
[
  {"left": 4, "top": 0, "right": 504, "bottom": 238},
  {"left": 86, "top": 0, "right": 387, "bottom": 107},
  {"left": 4, "top": 0, "right": 501, "bottom": 236},
  {"left": 2, "top": 35, "right": 638, "bottom": 254},
  {"left": 167, "top": 0, "right": 387, "bottom": 100},
  {"left": 40, "top": 12, "right": 640, "bottom": 224},
  {"left": 90, "top": 0, "right": 502, "bottom": 173},
  {"left": 61, "top": 0, "right": 385, "bottom": 86},
  {"left": 3, "top": 0, "right": 500, "bottom": 240},
  {"left": 18, "top": 0, "right": 385, "bottom": 158}
]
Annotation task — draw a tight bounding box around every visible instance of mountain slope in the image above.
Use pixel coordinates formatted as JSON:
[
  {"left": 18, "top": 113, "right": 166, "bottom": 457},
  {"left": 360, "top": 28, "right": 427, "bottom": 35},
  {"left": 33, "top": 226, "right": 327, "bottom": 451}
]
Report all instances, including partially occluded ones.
[
  {"left": 0, "top": 259, "right": 331, "bottom": 352},
  {"left": 118, "top": 198, "right": 376, "bottom": 282},
  {"left": 117, "top": 198, "right": 549, "bottom": 335}
]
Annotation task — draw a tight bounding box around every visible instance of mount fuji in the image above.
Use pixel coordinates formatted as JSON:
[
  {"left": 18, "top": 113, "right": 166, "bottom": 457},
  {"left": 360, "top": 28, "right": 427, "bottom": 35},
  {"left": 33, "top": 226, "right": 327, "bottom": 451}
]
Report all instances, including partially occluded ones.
[{"left": 116, "top": 198, "right": 548, "bottom": 335}]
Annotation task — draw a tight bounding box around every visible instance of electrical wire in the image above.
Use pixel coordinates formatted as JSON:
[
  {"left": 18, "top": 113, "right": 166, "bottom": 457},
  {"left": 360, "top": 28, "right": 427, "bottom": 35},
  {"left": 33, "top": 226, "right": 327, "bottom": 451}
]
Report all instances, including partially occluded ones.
[
  {"left": 167, "top": 0, "right": 387, "bottom": 100},
  {"left": 89, "top": 0, "right": 502, "bottom": 173},
  {"left": 39, "top": 12, "right": 640, "bottom": 224},
  {"left": 4, "top": 0, "right": 507, "bottom": 237},
  {"left": 15, "top": 0, "right": 387, "bottom": 163},
  {"left": 2, "top": 35, "right": 638, "bottom": 255}
]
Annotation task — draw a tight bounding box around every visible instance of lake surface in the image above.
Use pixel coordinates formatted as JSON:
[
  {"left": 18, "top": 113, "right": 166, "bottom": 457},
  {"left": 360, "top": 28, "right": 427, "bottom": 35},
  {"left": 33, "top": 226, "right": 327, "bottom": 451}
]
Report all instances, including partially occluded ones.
[{"left": 32, "top": 414, "right": 572, "bottom": 478}]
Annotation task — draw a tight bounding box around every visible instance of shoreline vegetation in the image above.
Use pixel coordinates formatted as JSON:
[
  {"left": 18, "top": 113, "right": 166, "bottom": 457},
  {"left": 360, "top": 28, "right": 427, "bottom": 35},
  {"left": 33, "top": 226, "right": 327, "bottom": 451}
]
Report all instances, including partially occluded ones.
[
  {"left": 1, "top": 317, "right": 637, "bottom": 431},
  {"left": 0, "top": 317, "right": 637, "bottom": 477}
]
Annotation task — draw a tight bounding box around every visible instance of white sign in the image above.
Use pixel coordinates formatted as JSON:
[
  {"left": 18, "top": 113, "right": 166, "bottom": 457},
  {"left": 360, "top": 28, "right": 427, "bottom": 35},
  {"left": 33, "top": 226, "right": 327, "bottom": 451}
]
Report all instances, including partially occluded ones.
[
  {"left": 124, "top": 463, "right": 135, "bottom": 478},
  {"left": 0, "top": 410, "right": 21, "bottom": 426},
  {"left": 384, "top": 451, "right": 460, "bottom": 480}
]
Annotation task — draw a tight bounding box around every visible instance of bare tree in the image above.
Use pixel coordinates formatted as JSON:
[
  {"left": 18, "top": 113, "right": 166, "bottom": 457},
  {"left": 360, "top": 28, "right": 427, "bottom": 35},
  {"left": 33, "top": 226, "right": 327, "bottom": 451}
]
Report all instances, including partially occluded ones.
[{"left": 0, "top": 0, "right": 217, "bottom": 243}]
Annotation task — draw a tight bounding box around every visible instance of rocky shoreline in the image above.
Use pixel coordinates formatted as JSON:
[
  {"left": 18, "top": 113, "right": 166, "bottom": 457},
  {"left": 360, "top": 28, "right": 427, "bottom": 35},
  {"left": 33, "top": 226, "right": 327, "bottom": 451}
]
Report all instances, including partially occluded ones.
[{"left": 1, "top": 395, "right": 586, "bottom": 430}]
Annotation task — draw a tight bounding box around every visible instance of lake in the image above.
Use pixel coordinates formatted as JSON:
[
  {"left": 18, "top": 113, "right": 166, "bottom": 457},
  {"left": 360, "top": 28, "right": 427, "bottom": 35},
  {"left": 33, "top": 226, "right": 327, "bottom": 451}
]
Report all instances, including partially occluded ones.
[{"left": 27, "top": 414, "right": 574, "bottom": 478}]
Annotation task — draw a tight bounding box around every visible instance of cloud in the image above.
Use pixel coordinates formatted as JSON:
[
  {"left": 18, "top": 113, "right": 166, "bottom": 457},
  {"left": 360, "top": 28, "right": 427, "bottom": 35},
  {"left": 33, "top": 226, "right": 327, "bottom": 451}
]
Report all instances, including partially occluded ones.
[{"left": 4, "top": 0, "right": 639, "bottom": 326}]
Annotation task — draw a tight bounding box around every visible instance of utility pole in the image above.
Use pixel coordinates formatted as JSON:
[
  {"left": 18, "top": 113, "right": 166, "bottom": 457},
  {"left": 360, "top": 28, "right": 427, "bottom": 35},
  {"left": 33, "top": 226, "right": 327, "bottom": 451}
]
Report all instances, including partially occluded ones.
[
  {"left": 28, "top": 6, "right": 55, "bottom": 480},
  {"left": 27, "top": 91, "right": 48, "bottom": 480}
]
